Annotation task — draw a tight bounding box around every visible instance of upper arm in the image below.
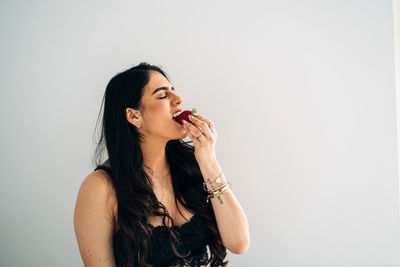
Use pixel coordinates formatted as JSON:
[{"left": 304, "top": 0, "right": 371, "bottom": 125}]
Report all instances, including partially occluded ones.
[{"left": 74, "top": 171, "right": 117, "bottom": 267}]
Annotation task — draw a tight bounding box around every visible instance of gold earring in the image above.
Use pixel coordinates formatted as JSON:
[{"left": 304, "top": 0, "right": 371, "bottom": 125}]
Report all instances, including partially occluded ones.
[{"left": 135, "top": 122, "right": 142, "bottom": 128}]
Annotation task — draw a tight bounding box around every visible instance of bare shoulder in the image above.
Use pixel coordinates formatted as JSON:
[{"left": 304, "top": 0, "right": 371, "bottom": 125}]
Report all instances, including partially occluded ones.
[
  {"left": 73, "top": 169, "right": 118, "bottom": 266},
  {"left": 88, "top": 168, "right": 118, "bottom": 218},
  {"left": 75, "top": 168, "right": 118, "bottom": 228}
]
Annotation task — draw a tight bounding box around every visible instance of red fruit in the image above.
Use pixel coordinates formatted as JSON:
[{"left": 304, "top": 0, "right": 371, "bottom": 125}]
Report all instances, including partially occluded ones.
[{"left": 173, "top": 108, "right": 197, "bottom": 125}]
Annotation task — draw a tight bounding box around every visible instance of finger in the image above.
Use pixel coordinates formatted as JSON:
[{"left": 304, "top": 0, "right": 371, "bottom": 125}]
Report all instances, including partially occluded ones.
[
  {"left": 183, "top": 121, "right": 203, "bottom": 142},
  {"left": 188, "top": 115, "right": 212, "bottom": 138},
  {"left": 184, "top": 117, "right": 205, "bottom": 136},
  {"left": 184, "top": 127, "right": 200, "bottom": 145},
  {"left": 193, "top": 114, "right": 216, "bottom": 134}
]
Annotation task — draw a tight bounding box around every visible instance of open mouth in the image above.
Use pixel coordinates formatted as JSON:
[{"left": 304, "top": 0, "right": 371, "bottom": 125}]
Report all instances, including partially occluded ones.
[{"left": 172, "top": 110, "right": 183, "bottom": 120}]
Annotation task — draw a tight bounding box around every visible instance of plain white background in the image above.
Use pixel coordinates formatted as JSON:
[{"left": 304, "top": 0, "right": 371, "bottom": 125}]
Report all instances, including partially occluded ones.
[{"left": 1, "top": 0, "right": 399, "bottom": 266}]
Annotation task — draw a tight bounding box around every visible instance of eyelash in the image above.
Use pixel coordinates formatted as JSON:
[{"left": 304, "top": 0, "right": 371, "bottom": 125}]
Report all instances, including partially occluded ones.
[{"left": 158, "top": 89, "right": 175, "bottom": 99}]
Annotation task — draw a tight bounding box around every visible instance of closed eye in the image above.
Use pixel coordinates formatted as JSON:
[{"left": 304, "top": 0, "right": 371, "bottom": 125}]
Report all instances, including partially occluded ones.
[{"left": 157, "top": 87, "right": 176, "bottom": 99}]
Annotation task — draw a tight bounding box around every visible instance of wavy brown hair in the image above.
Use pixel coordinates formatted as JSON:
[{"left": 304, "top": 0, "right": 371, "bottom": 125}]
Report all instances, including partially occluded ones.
[{"left": 91, "top": 62, "right": 228, "bottom": 266}]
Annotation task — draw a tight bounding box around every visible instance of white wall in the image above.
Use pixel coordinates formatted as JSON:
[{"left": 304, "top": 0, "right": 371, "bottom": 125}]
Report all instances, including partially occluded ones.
[
  {"left": 394, "top": 0, "right": 400, "bottom": 213},
  {"left": 0, "top": 0, "right": 399, "bottom": 266}
]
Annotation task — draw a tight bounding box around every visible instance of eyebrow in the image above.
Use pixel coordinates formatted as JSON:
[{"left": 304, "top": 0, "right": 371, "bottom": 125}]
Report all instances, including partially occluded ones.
[{"left": 152, "top": 86, "right": 175, "bottom": 95}]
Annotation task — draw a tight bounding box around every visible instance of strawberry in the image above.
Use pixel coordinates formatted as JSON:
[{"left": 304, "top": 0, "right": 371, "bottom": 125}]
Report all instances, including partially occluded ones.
[{"left": 173, "top": 108, "right": 197, "bottom": 125}]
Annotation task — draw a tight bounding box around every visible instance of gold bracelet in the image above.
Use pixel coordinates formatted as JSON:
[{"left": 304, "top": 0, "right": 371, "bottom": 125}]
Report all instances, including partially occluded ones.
[
  {"left": 203, "top": 170, "right": 223, "bottom": 192},
  {"left": 212, "top": 182, "right": 231, "bottom": 194},
  {"left": 206, "top": 182, "right": 227, "bottom": 193},
  {"left": 206, "top": 183, "right": 231, "bottom": 203}
]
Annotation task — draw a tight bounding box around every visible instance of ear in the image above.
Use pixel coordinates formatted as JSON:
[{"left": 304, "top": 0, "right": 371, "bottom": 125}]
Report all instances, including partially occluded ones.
[{"left": 125, "top": 108, "right": 141, "bottom": 125}]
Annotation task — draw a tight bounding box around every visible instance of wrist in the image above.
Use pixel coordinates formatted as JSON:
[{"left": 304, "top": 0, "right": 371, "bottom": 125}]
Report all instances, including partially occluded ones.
[
  {"left": 198, "top": 159, "right": 220, "bottom": 178},
  {"left": 199, "top": 161, "right": 227, "bottom": 191}
]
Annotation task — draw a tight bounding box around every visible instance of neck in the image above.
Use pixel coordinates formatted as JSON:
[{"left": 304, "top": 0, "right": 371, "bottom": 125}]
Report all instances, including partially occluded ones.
[{"left": 139, "top": 136, "right": 170, "bottom": 183}]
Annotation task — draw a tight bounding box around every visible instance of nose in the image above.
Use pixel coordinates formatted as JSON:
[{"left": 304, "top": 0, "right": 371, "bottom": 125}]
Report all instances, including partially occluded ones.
[{"left": 173, "top": 92, "right": 183, "bottom": 104}]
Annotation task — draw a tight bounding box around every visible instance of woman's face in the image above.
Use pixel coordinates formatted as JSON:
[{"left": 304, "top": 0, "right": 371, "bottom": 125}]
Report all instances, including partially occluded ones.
[{"left": 129, "top": 70, "right": 186, "bottom": 140}]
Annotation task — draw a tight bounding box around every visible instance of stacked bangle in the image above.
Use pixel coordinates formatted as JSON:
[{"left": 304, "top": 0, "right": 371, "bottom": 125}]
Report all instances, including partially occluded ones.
[
  {"left": 205, "top": 182, "right": 232, "bottom": 203},
  {"left": 202, "top": 170, "right": 232, "bottom": 203},
  {"left": 202, "top": 170, "right": 223, "bottom": 192}
]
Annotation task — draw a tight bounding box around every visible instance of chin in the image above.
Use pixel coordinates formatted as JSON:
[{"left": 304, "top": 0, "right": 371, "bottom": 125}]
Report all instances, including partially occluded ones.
[
  {"left": 179, "top": 131, "right": 187, "bottom": 138},
  {"left": 167, "top": 128, "right": 186, "bottom": 139}
]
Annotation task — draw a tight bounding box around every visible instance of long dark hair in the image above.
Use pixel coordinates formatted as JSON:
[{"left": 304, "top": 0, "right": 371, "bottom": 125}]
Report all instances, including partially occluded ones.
[{"left": 91, "top": 62, "right": 228, "bottom": 266}]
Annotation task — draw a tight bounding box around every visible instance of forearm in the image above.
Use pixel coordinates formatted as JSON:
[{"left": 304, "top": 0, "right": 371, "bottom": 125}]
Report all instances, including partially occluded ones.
[{"left": 198, "top": 159, "right": 250, "bottom": 254}]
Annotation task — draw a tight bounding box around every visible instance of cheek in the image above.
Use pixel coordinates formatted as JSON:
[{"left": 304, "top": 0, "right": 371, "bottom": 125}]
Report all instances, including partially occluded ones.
[{"left": 145, "top": 103, "right": 171, "bottom": 122}]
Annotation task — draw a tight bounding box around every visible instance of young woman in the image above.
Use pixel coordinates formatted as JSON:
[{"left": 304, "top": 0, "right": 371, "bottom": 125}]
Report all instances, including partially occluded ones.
[{"left": 74, "top": 62, "right": 250, "bottom": 267}]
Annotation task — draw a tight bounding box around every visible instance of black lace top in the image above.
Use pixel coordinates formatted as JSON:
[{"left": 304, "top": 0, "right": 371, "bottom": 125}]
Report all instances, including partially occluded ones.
[
  {"left": 94, "top": 165, "right": 212, "bottom": 267},
  {"left": 147, "top": 213, "right": 211, "bottom": 267}
]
